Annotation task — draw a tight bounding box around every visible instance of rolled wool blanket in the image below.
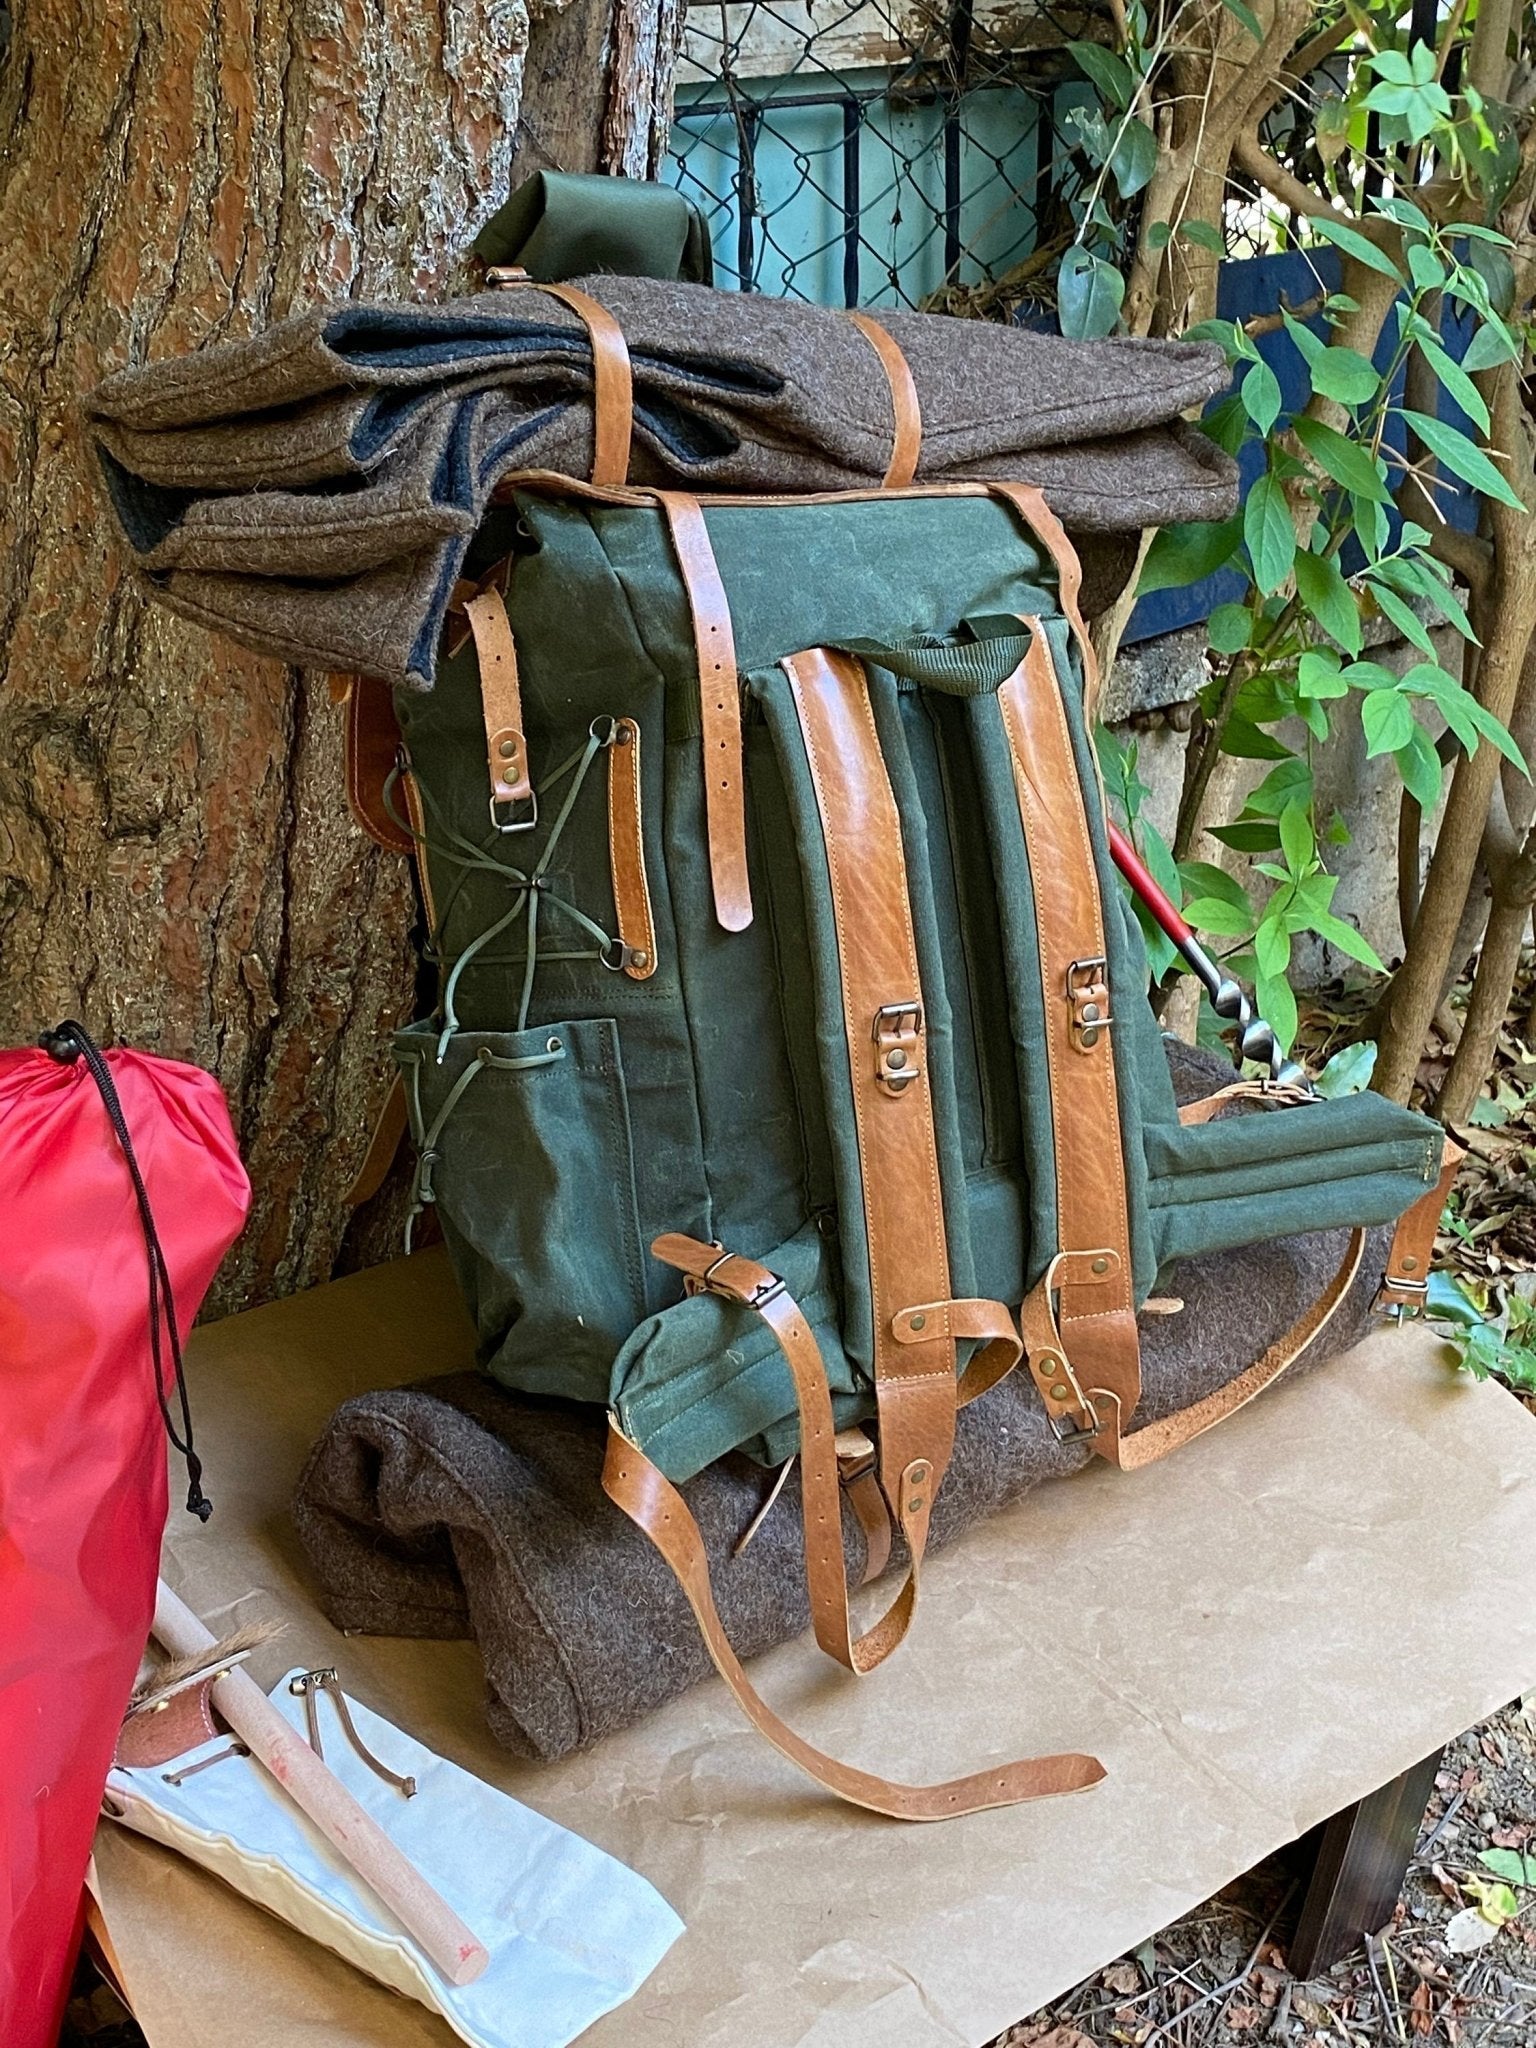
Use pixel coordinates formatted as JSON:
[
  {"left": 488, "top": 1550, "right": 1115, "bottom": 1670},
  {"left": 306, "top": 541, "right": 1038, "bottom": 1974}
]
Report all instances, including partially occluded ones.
[
  {"left": 292, "top": 1051, "right": 1392, "bottom": 1764},
  {"left": 85, "top": 278, "right": 1237, "bottom": 689}
]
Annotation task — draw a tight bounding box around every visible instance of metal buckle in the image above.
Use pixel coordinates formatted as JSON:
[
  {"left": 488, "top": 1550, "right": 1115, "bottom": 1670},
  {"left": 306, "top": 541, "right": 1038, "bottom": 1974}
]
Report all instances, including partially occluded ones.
[
  {"left": 490, "top": 789, "right": 538, "bottom": 834},
  {"left": 1380, "top": 1274, "right": 1429, "bottom": 1321},
  {"left": 1038, "top": 1351, "right": 1103, "bottom": 1442},
  {"left": 687, "top": 1245, "right": 787, "bottom": 1312},
  {"left": 1066, "top": 956, "right": 1112, "bottom": 1051},
  {"left": 872, "top": 999, "right": 924, "bottom": 1095}
]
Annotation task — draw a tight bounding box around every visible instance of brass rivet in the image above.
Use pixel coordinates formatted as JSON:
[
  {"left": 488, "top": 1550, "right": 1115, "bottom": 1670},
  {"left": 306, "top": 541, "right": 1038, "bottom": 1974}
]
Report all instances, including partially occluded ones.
[
  {"left": 1091, "top": 1256, "right": 1109, "bottom": 1275},
  {"left": 498, "top": 738, "right": 518, "bottom": 761},
  {"left": 909, "top": 1312, "right": 927, "bottom": 1332},
  {"left": 1082, "top": 1002, "right": 1100, "bottom": 1023},
  {"left": 631, "top": 950, "right": 650, "bottom": 970},
  {"left": 909, "top": 1495, "right": 925, "bottom": 1513},
  {"left": 887, "top": 1048, "right": 907, "bottom": 1070},
  {"left": 1050, "top": 1383, "right": 1070, "bottom": 1402},
  {"left": 1081, "top": 1027, "right": 1100, "bottom": 1048},
  {"left": 1401, "top": 1255, "right": 1418, "bottom": 1271}
]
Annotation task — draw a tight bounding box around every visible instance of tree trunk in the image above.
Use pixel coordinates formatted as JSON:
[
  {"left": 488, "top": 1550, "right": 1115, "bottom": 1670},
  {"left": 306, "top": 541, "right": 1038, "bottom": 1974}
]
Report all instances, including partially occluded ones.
[{"left": 0, "top": 0, "right": 553, "bottom": 1314}]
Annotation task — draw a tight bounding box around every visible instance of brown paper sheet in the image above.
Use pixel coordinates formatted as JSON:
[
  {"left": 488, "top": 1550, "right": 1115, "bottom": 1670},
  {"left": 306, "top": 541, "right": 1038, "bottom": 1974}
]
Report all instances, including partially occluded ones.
[{"left": 93, "top": 1251, "right": 1536, "bottom": 2048}]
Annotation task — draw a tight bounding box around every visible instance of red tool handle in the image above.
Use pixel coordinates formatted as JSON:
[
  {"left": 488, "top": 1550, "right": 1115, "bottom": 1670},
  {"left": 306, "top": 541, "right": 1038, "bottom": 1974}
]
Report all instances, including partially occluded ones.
[{"left": 1105, "top": 819, "right": 1191, "bottom": 948}]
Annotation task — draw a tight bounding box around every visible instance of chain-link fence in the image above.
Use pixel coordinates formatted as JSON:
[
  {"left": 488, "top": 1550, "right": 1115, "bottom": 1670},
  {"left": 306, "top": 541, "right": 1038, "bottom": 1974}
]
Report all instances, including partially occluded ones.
[{"left": 665, "top": 0, "right": 1098, "bottom": 315}]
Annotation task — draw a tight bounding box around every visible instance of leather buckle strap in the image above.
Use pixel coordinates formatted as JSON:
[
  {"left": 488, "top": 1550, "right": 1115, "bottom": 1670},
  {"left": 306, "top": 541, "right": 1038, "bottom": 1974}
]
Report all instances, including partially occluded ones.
[
  {"left": 656, "top": 492, "right": 753, "bottom": 933},
  {"left": 1376, "top": 1135, "right": 1463, "bottom": 1315},
  {"left": 338, "top": 673, "right": 413, "bottom": 855},
  {"left": 602, "top": 1421, "right": 1104, "bottom": 1821},
  {"left": 602, "top": 716, "right": 657, "bottom": 981},
  {"left": 988, "top": 481, "right": 1100, "bottom": 720},
  {"left": 485, "top": 271, "right": 634, "bottom": 487},
  {"left": 846, "top": 311, "right": 922, "bottom": 489}
]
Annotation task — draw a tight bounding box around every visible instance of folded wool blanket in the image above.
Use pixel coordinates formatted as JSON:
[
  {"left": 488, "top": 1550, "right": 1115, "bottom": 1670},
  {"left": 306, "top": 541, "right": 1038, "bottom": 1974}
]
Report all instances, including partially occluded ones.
[
  {"left": 86, "top": 277, "right": 1237, "bottom": 688},
  {"left": 292, "top": 1044, "right": 1391, "bottom": 1764}
]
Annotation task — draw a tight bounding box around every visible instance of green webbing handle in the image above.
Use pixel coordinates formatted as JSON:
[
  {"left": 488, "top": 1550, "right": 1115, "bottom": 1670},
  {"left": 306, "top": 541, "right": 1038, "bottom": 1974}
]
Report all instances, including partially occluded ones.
[{"left": 834, "top": 617, "right": 1033, "bottom": 696}]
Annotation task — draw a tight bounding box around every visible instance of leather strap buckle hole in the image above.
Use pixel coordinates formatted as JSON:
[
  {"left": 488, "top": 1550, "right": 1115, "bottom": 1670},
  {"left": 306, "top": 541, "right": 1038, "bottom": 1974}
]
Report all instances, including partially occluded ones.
[
  {"left": 1066, "top": 957, "right": 1112, "bottom": 1052},
  {"left": 872, "top": 999, "right": 924, "bottom": 1096}
]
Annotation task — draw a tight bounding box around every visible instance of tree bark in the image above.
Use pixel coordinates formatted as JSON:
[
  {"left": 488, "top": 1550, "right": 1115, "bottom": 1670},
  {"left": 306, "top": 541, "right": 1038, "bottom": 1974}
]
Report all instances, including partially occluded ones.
[{"left": 0, "top": 0, "right": 544, "bottom": 1313}]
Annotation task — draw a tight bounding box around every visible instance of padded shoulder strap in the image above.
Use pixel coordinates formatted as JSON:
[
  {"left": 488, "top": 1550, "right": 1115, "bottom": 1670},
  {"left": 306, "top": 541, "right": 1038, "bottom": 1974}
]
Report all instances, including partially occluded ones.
[{"left": 998, "top": 621, "right": 1141, "bottom": 1453}]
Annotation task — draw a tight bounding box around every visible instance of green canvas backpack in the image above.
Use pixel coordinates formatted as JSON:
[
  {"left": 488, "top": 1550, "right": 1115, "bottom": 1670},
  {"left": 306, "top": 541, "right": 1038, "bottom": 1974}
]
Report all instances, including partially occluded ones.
[{"left": 344, "top": 316, "right": 1450, "bottom": 1822}]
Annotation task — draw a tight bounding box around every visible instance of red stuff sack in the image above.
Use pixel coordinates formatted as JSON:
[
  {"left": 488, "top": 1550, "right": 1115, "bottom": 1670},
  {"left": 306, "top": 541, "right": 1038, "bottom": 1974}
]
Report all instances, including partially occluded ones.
[{"left": 0, "top": 1026, "right": 249, "bottom": 2048}]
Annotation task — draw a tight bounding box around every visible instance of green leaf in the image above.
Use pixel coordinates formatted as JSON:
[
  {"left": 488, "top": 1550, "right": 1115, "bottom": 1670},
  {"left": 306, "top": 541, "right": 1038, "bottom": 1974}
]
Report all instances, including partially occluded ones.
[
  {"left": 1244, "top": 472, "right": 1296, "bottom": 595},
  {"left": 1305, "top": 213, "right": 1405, "bottom": 283},
  {"left": 1215, "top": 0, "right": 1262, "bottom": 38},
  {"left": 1136, "top": 514, "right": 1243, "bottom": 597},
  {"left": 1314, "top": 1040, "right": 1377, "bottom": 1097},
  {"left": 1068, "top": 39, "right": 1136, "bottom": 107},
  {"left": 1282, "top": 313, "right": 1379, "bottom": 406},
  {"left": 1361, "top": 688, "right": 1414, "bottom": 756},
  {"left": 1479, "top": 1849, "right": 1536, "bottom": 1889},
  {"left": 1177, "top": 861, "right": 1251, "bottom": 917},
  {"left": 1241, "top": 359, "right": 1283, "bottom": 435},
  {"left": 1466, "top": 237, "right": 1516, "bottom": 317},
  {"left": 1255, "top": 974, "right": 1298, "bottom": 1056},
  {"left": 1209, "top": 819, "right": 1283, "bottom": 852},
  {"left": 1366, "top": 577, "right": 1437, "bottom": 654},
  {"left": 1298, "top": 649, "right": 1349, "bottom": 697},
  {"left": 1310, "top": 909, "right": 1385, "bottom": 971},
  {"left": 1254, "top": 916, "right": 1290, "bottom": 979},
  {"left": 1058, "top": 248, "right": 1125, "bottom": 340},
  {"left": 1221, "top": 714, "right": 1294, "bottom": 760},
  {"left": 1207, "top": 601, "right": 1252, "bottom": 654},
  {"left": 1294, "top": 416, "right": 1390, "bottom": 501},
  {"left": 1374, "top": 554, "right": 1477, "bottom": 642},
  {"left": 1145, "top": 219, "right": 1172, "bottom": 251},
  {"left": 1397, "top": 407, "right": 1526, "bottom": 510},
  {"left": 1279, "top": 799, "right": 1314, "bottom": 876},
  {"left": 1182, "top": 895, "right": 1253, "bottom": 937},
  {"left": 1246, "top": 756, "right": 1313, "bottom": 815},
  {"left": 1179, "top": 219, "right": 1225, "bottom": 255},
  {"left": 1406, "top": 241, "right": 1448, "bottom": 293},
  {"left": 1294, "top": 551, "right": 1361, "bottom": 653},
  {"left": 1201, "top": 392, "right": 1249, "bottom": 457},
  {"left": 1111, "top": 117, "right": 1159, "bottom": 200},
  {"left": 1394, "top": 723, "right": 1443, "bottom": 810},
  {"left": 1415, "top": 333, "right": 1492, "bottom": 433},
  {"left": 1462, "top": 319, "right": 1519, "bottom": 372}
]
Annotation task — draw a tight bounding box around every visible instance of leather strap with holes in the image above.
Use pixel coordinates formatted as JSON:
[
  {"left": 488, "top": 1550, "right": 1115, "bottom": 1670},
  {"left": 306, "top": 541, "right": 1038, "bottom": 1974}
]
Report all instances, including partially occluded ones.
[
  {"left": 847, "top": 312, "right": 922, "bottom": 489},
  {"left": 486, "top": 275, "right": 634, "bottom": 487},
  {"left": 998, "top": 621, "right": 1142, "bottom": 1453},
  {"left": 461, "top": 582, "right": 532, "bottom": 813},
  {"left": 602, "top": 1416, "right": 1104, "bottom": 1819},
  {"left": 606, "top": 717, "right": 656, "bottom": 981},
  {"left": 656, "top": 491, "right": 753, "bottom": 932}
]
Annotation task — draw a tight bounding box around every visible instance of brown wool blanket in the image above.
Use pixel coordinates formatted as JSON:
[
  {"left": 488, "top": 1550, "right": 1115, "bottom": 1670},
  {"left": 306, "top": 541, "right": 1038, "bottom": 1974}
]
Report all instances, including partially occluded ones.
[
  {"left": 86, "top": 277, "right": 1237, "bottom": 688},
  {"left": 292, "top": 1045, "right": 1390, "bottom": 1765}
]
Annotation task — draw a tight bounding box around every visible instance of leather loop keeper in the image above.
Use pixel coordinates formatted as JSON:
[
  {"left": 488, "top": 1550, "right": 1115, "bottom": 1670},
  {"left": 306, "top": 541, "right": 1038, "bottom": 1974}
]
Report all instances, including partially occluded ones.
[
  {"left": 488, "top": 276, "right": 633, "bottom": 486},
  {"left": 606, "top": 717, "right": 657, "bottom": 979},
  {"left": 847, "top": 311, "right": 922, "bottom": 489},
  {"left": 656, "top": 491, "right": 753, "bottom": 932},
  {"left": 602, "top": 1421, "right": 1105, "bottom": 1820}
]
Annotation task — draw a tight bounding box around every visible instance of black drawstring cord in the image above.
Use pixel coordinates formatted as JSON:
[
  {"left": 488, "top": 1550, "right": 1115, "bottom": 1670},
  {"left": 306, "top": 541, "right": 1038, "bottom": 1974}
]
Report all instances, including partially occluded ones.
[{"left": 40, "top": 1021, "right": 213, "bottom": 1521}]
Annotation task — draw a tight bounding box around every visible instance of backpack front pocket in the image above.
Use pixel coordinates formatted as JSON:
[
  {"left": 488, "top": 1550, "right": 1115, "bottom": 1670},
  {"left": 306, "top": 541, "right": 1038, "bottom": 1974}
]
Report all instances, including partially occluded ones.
[{"left": 395, "top": 1017, "right": 647, "bottom": 1404}]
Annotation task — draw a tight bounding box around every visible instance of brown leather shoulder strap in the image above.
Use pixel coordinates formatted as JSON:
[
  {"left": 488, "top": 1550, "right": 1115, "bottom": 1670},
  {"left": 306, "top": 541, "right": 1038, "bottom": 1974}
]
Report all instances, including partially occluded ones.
[
  {"left": 489, "top": 277, "right": 633, "bottom": 487},
  {"left": 602, "top": 1418, "right": 1104, "bottom": 1819},
  {"left": 989, "top": 481, "right": 1100, "bottom": 719},
  {"left": 782, "top": 646, "right": 960, "bottom": 1529},
  {"left": 1110, "top": 1228, "right": 1365, "bottom": 1468},
  {"left": 656, "top": 491, "right": 753, "bottom": 932},
  {"left": 341, "top": 675, "right": 413, "bottom": 854},
  {"left": 846, "top": 312, "right": 922, "bottom": 489},
  {"left": 1000, "top": 621, "right": 1141, "bottom": 1453}
]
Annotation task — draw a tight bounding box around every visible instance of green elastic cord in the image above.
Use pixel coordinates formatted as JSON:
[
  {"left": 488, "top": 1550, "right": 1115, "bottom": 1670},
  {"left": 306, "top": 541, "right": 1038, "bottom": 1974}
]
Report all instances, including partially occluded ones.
[
  {"left": 386, "top": 732, "right": 616, "bottom": 1059},
  {"left": 399, "top": 1036, "right": 567, "bottom": 1252}
]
